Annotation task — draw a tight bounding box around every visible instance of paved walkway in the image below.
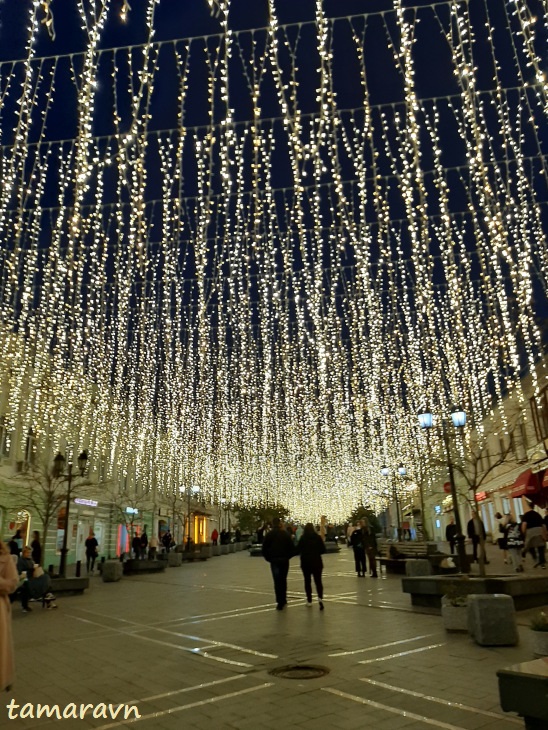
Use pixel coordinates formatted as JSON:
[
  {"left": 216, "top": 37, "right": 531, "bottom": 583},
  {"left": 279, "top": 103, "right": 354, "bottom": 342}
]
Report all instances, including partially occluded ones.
[{"left": 5, "top": 543, "right": 545, "bottom": 730}]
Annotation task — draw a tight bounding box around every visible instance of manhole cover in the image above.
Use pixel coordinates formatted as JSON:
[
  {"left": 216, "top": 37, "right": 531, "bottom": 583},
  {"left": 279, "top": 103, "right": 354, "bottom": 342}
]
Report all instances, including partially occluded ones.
[{"left": 268, "top": 664, "right": 329, "bottom": 680}]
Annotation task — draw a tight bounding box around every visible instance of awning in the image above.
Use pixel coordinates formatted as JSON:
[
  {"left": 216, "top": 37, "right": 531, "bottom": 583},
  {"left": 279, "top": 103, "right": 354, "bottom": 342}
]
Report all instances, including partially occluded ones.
[
  {"left": 512, "top": 469, "right": 542, "bottom": 497},
  {"left": 542, "top": 471, "right": 548, "bottom": 489}
]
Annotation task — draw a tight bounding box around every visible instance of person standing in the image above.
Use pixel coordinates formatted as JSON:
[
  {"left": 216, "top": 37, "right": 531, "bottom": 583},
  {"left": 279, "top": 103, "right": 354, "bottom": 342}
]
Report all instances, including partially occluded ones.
[
  {"left": 85, "top": 532, "right": 99, "bottom": 574},
  {"left": 211, "top": 528, "right": 219, "bottom": 546},
  {"left": 162, "top": 531, "right": 172, "bottom": 553},
  {"left": 362, "top": 520, "right": 378, "bottom": 578},
  {"left": 148, "top": 534, "right": 158, "bottom": 560},
  {"left": 495, "top": 512, "right": 510, "bottom": 564},
  {"left": 506, "top": 518, "right": 524, "bottom": 572},
  {"left": 445, "top": 519, "right": 458, "bottom": 555},
  {"left": 350, "top": 524, "right": 367, "bottom": 577},
  {"left": 296, "top": 523, "right": 326, "bottom": 609},
  {"left": 140, "top": 528, "right": 148, "bottom": 559},
  {"left": 132, "top": 533, "right": 142, "bottom": 559},
  {"left": 262, "top": 517, "right": 295, "bottom": 610},
  {"left": 30, "top": 531, "right": 41, "bottom": 566},
  {"left": 0, "top": 539, "right": 19, "bottom": 691},
  {"left": 521, "top": 503, "right": 547, "bottom": 568},
  {"left": 467, "top": 511, "right": 488, "bottom": 564}
]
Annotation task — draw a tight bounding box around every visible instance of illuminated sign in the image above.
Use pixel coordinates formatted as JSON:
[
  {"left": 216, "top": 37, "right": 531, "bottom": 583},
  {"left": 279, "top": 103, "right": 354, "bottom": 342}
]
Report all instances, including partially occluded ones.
[
  {"left": 125, "top": 507, "right": 139, "bottom": 515},
  {"left": 475, "top": 491, "right": 487, "bottom": 502},
  {"left": 434, "top": 505, "right": 441, "bottom": 514},
  {"left": 74, "top": 498, "right": 98, "bottom": 507}
]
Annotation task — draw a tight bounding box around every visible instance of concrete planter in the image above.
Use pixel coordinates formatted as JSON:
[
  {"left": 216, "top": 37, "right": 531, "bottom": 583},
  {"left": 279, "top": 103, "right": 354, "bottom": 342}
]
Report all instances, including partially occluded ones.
[
  {"left": 467, "top": 594, "right": 518, "bottom": 646},
  {"left": 406, "top": 559, "right": 432, "bottom": 577},
  {"left": 123, "top": 559, "right": 166, "bottom": 575},
  {"left": 50, "top": 577, "right": 89, "bottom": 595},
  {"left": 220, "top": 544, "right": 229, "bottom": 555},
  {"left": 402, "top": 574, "right": 548, "bottom": 613},
  {"left": 212, "top": 544, "right": 220, "bottom": 556},
  {"left": 441, "top": 596, "right": 468, "bottom": 632},
  {"left": 532, "top": 631, "right": 548, "bottom": 658},
  {"left": 168, "top": 552, "right": 182, "bottom": 567},
  {"left": 228, "top": 543, "right": 236, "bottom": 553},
  {"left": 200, "top": 545, "right": 213, "bottom": 558},
  {"left": 102, "top": 561, "right": 123, "bottom": 582}
]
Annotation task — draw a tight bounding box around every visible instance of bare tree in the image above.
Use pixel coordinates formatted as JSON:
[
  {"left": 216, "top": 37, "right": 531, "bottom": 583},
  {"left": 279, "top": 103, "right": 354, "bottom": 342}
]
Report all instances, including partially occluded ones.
[
  {"left": 0, "top": 459, "right": 98, "bottom": 566},
  {"left": 105, "top": 486, "right": 155, "bottom": 557},
  {"left": 451, "top": 425, "right": 520, "bottom": 577}
]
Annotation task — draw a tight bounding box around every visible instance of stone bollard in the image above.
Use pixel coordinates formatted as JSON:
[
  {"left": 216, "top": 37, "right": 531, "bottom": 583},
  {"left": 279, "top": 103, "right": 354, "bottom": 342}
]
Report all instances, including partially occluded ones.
[
  {"left": 168, "top": 552, "right": 183, "bottom": 567},
  {"left": 102, "top": 561, "right": 123, "bottom": 583},
  {"left": 405, "top": 559, "right": 432, "bottom": 577},
  {"left": 468, "top": 594, "right": 518, "bottom": 646}
]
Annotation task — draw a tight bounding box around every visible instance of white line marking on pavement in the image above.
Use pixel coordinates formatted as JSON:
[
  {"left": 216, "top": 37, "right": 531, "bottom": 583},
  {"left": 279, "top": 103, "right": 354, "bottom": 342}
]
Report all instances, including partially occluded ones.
[
  {"left": 152, "top": 602, "right": 275, "bottom": 626},
  {"left": 133, "top": 674, "right": 247, "bottom": 703},
  {"left": 96, "top": 683, "right": 274, "bottom": 729},
  {"left": 359, "top": 678, "right": 521, "bottom": 724},
  {"left": 330, "top": 633, "right": 435, "bottom": 657},
  {"left": 66, "top": 614, "right": 254, "bottom": 667},
  {"left": 322, "top": 688, "right": 467, "bottom": 730},
  {"left": 358, "top": 642, "right": 445, "bottom": 664}
]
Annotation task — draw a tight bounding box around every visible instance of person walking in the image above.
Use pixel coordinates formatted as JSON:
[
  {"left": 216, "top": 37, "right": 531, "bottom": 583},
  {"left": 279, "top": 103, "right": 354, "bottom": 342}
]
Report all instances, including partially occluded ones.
[
  {"left": 350, "top": 523, "right": 367, "bottom": 576},
  {"left": 362, "top": 520, "right": 378, "bottom": 578},
  {"left": 0, "top": 538, "right": 19, "bottom": 692},
  {"left": 445, "top": 519, "right": 458, "bottom": 555},
  {"left": 262, "top": 517, "right": 295, "bottom": 610},
  {"left": 506, "top": 517, "right": 524, "bottom": 572},
  {"left": 495, "top": 512, "right": 510, "bottom": 564},
  {"left": 85, "top": 532, "right": 99, "bottom": 574},
  {"left": 30, "top": 531, "right": 41, "bottom": 566},
  {"left": 521, "top": 503, "right": 547, "bottom": 568},
  {"left": 296, "top": 523, "right": 326, "bottom": 610},
  {"left": 467, "top": 511, "right": 489, "bottom": 564}
]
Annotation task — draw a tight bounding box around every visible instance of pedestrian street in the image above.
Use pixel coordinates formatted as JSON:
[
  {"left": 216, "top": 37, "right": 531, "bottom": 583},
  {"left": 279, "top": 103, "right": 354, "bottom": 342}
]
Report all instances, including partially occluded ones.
[{"left": 5, "top": 545, "right": 542, "bottom": 730}]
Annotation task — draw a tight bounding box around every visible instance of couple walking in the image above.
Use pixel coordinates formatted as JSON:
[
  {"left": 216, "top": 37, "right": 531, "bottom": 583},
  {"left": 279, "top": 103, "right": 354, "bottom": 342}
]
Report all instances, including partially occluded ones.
[
  {"left": 350, "top": 520, "right": 378, "bottom": 577},
  {"left": 262, "top": 519, "right": 325, "bottom": 610}
]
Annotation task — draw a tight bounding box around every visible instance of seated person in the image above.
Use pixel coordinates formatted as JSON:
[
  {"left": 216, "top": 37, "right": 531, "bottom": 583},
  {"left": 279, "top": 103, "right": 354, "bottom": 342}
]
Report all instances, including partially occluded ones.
[{"left": 16, "top": 546, "right": 55, "bottom": 611}]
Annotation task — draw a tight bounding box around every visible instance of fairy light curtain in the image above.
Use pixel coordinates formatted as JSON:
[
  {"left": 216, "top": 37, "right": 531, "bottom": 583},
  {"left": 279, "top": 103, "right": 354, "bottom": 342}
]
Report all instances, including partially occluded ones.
[{"left": 0, "top": 0, "right": 547, "bottom": 521}]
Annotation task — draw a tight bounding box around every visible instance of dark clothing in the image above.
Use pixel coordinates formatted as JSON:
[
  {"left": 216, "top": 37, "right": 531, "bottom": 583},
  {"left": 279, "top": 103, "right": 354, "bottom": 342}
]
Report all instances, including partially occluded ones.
[
  {"left": 297, "top": 531, "right": 326, "bottom": 568},
  {"left": 350, "top": 528, "right": 367, "bottom": 576},
  {"left": 446, "top": 523, "right": 458, "bottom": 554},
  {"left": 467, "top": 517, "right": 487, "bottom": 562},
  {"left": 297, "top": 531, "right": 326, "bottom": 602},
  {"left": 85, "top": 537, "right": 98, "bottom": 573},
  {"left": 31, "top": 540, "right": 41, "bottom": 566},
  {"left": 8, "top": 540, "right": 20, "bottom": 557},
  {"left": 17, "top": 556, "right": 34, "bottom": 579},
  {"left": 522, "top": 510, "right": 543, "bottom": 529},
  {"left": 262, "top": 527, "right": 295, "bottom": 608},
  {"left": 162, "top": 533, "right": 172, "bottom": 552},
  {"left": 132, "top": 536, "right": 142, "bottom": 559}
]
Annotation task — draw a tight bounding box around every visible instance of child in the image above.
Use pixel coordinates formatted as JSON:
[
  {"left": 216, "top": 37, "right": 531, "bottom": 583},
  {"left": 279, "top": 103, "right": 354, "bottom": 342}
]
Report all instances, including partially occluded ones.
[{"left": 506, "top": 518, "right": 524, "bottom": 572}]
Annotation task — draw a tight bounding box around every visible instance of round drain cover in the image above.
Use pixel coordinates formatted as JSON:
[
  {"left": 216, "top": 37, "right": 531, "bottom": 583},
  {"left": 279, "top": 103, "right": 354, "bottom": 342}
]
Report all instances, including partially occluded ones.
[{"left": 268, "top": 664, "right": 329, "bottom": 680}]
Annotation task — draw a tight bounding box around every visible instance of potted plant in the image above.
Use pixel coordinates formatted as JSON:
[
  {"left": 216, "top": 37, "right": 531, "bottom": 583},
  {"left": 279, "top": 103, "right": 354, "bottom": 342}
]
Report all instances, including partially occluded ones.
[
  {"left": 441, "top": 587, "right": 469, "bottom": 632},
  {"left": 530, "top": 612, "right": 548, "bottom": 657}
]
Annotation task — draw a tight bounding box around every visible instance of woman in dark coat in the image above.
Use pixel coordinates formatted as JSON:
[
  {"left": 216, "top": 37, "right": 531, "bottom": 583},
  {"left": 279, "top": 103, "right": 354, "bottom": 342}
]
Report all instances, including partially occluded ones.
[{"left": 296, "top": 523, "right": 326, "bottom": 610}]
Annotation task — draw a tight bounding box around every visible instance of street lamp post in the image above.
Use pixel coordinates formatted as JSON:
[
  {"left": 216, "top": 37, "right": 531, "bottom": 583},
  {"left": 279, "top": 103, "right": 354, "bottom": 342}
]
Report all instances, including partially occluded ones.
[
  {"left": 418, "top": 406, "right": 468, "bottom": 572},
  {"left": 381, "top": 465, "right": 403, "bottom": 540},
  {"left": 53, "top": 450, "right": 88, "bottom": 578}
]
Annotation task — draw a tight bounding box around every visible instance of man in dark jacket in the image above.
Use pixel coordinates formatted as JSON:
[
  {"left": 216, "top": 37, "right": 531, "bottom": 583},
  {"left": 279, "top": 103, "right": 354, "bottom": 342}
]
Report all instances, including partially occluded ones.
[
  {"left": 445, "top": 519, "right": 458, "bottom": 555},
  {"left": 467, "top": 511, "right": 488, "bottom": 563},
  {"left": 262, "top": 517, "right": 295, "bottom": 610}
]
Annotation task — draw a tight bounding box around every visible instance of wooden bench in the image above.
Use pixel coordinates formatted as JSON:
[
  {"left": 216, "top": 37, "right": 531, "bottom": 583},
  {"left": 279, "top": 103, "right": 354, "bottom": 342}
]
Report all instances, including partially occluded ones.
[{"left": 376, "top": 541, "right": 454, "bottom": 575}]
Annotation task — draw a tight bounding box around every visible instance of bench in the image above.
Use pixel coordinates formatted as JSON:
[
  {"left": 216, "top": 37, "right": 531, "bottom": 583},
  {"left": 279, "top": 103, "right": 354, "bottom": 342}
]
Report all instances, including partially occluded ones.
[
  {"left": 498, "top": 658, "right": 548, "bottom": 729},
  {"left": 123, "top": 559, "right": 166, "bottom": 575},
  {"left": 376, "top": 541, "right": 455, "bottom": 575}
]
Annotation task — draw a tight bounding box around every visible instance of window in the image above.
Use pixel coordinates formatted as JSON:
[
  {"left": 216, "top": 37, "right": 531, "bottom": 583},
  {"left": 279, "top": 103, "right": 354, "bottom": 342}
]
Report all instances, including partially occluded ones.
[
  {"left": 0, "top": 417, "right": 10, "bottom": 458},
  {"left": 24, "top": 429, "right": 35, "bottom": 465},
  {"left": 530, "top": 390, "right": 548, "bottom": 442}
]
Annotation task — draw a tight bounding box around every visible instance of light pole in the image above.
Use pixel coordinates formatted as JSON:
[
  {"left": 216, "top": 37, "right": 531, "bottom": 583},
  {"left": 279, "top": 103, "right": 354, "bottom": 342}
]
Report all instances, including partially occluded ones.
[
  {"left": 52, "top": 450, "right": 88, "bottom": 578},
  {"left": 418, "top": 405, "right": 468, "bottom": 571},
  {"left": 183, "top": 485, "right": 200, "bottom": 550},
  {"left": 381, "top": 464, "right": 403, "bottom": 540}
]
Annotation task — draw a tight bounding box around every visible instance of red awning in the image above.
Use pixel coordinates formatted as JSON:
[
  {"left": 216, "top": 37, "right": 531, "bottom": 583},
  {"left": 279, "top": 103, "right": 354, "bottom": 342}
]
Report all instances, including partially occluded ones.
[{"left": 512, "top": 469, "right": 542, "bottom": 497}]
